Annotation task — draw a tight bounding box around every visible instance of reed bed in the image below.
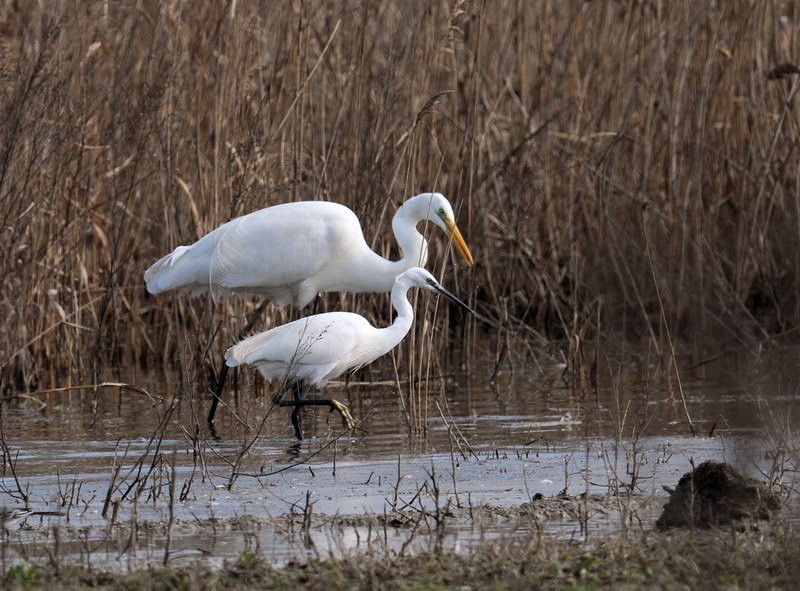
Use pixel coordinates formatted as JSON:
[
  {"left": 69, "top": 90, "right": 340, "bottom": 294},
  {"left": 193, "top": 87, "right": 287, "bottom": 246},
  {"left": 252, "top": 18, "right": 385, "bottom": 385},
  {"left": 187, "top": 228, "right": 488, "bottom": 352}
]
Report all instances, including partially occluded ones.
[{"left": 0, "top": 0, "right": 798, "bottom": 397}]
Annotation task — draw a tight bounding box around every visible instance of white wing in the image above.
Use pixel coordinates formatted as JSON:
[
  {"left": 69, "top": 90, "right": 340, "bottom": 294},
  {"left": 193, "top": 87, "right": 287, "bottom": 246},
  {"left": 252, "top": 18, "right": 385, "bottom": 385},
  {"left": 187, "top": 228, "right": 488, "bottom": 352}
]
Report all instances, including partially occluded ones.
[
  {"left": 208, "top": 201, "right": 365, "bottom": 305},
  {"left": 225, "top": 312, "right": 379, "bottom": 387},
  {"left": 144, "top": 221, "right": 233, "bottom": 295}
]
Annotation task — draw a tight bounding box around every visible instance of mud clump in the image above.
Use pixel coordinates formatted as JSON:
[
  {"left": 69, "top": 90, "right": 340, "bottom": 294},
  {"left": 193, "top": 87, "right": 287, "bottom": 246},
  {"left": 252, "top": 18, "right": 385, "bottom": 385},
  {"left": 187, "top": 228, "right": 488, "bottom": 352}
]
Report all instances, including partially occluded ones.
[{"left": 656, "top": 461, "right": 781, "bottom": 530}]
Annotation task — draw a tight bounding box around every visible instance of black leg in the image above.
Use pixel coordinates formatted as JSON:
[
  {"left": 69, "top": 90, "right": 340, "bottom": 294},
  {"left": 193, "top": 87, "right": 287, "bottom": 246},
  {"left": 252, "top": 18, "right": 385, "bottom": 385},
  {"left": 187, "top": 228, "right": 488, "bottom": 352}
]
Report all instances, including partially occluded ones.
[
  {"left": 207, "top": 300, "right": 270, "bottom": 426},
  {"left": 269, "top": 380, "right": 304, "bottom": 439},
  {"left": 272, "top": 380, "right": 296, "bottom": 405},
  {"left": 275, "top": 381, "right": 306, "bottom": 440},
  {"left": 290, "top": 382, "right": 304, "bottom": 440},
  {"left": 277, "top": 388, "right": 355, "bottom": 439},
  {"left": 207, "top": 362, "right": 229, "bottom": 425},
  {"left": 290, "top": 407, "right": 303, "bottom": 440}
]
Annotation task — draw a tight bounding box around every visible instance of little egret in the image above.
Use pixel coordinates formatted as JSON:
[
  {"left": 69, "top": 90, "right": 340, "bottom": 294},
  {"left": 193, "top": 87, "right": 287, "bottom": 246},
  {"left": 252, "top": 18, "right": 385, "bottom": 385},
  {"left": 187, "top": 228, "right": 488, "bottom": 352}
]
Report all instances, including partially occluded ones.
[
  {"left": 224, "top": 267, "right": 472, "bottom": 439},
  {"left": 144, "top": 192, "right": 474, "bottom": 425}
]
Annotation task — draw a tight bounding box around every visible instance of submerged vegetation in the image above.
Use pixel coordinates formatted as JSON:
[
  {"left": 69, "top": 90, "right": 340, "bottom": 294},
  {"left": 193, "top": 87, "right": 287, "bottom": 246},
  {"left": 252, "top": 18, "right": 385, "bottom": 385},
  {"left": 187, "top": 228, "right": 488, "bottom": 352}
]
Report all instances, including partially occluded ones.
[{"left": 0, "top": 1, "right": 798, "bottom": 394}]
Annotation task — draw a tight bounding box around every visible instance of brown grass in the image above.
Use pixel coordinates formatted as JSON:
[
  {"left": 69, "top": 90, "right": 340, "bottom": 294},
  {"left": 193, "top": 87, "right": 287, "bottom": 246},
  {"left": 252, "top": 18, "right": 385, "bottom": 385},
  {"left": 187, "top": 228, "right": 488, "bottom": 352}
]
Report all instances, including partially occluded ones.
[
  {"left": 5, "top": 524, "right": 800, "bottom": 590},
  {"left": 1, "top": 1, "right": 799, "bottom": 396}
]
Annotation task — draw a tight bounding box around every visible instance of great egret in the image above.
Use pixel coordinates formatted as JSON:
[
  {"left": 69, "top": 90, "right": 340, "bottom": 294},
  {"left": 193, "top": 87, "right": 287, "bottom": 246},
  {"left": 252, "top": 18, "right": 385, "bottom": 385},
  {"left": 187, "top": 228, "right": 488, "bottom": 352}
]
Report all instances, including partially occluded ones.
[
  {"left": 224, "top": 267, "right": 472, "bottom": 439},
  {"left": 144, "top": 192, "right": 474, "bottom": 425},
  {"left": 144, "top": 192, "right": 473, "bottom": 303}
]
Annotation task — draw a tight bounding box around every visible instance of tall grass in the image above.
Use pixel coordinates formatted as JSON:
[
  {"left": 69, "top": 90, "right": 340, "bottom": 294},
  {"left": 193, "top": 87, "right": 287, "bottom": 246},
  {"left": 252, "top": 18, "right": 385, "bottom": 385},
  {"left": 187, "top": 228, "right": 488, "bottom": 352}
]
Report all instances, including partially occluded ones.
[{"left": 1, "top": 1, "right": 798, "bottom": 395}]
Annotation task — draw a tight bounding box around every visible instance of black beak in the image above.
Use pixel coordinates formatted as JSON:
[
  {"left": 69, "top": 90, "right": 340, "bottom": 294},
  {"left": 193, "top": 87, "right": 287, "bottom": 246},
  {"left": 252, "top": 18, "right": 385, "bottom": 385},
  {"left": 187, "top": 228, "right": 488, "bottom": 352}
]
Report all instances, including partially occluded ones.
[{"left": 433, "top": 282, "right": 474, "bottom": 315}]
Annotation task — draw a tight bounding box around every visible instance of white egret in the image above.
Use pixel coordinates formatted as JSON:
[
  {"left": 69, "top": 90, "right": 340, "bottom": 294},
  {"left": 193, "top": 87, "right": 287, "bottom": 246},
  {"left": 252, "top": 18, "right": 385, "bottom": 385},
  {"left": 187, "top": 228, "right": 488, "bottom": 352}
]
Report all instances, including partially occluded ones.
[
  {"left": 144, "top": 192, "right": 474, "bottom": 425},
  {"left": 224, "top": 267, "right": 472, "bottom": 439},
  {"left": 144, "top": 192, "right": 473, "bottom": 304}
]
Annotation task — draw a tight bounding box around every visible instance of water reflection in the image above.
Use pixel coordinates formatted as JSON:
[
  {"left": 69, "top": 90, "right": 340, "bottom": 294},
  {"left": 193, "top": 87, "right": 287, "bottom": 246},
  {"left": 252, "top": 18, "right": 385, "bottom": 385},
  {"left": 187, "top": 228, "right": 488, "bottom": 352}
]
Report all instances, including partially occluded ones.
[
  {"left": 1, "top": 347, "right": 798, "bottom": 568},
  {"left": 5, "top": 346, "right": 799, "bottom": 447}
]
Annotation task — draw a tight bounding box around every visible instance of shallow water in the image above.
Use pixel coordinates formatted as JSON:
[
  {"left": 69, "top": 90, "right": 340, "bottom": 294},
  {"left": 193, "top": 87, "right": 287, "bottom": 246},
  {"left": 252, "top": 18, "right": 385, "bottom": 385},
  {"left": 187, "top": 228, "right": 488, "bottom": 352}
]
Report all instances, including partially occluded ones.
[{"left": 1, "top": 345, "right": 798, "bottom": 569}]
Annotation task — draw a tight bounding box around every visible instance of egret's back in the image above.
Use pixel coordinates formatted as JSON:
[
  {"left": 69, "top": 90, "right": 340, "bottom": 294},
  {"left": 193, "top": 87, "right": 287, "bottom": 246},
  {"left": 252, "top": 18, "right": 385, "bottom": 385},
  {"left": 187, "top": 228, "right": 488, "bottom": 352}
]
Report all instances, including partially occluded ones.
[
  {"left": 225, "top": 311, "right": 382, "bottom": 387},
  {"left": 144, "top": 201, "right": 370, "bottom": 305},
  {"left": 208, "top": 202, "right": 368, "bottom": 304}
]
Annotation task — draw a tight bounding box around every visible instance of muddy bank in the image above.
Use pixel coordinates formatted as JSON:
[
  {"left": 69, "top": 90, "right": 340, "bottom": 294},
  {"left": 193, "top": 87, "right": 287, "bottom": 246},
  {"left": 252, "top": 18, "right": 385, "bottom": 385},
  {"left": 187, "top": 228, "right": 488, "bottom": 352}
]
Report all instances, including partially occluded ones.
[{"left": 4, "top": 518, "right": 800, "bottom": 591}]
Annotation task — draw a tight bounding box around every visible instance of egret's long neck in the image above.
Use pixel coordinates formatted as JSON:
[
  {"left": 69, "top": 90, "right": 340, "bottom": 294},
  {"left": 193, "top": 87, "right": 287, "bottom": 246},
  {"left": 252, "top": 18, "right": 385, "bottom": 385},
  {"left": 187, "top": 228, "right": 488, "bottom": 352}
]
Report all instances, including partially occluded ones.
[
  {"left": 391, "top": 203, "right": 429, "bottom": 270},
  {"left": 377, "top": 280, "right": 416, "bottom": 349},
  {"left": 347, "top": 201, "right": 429, "bottom": 293}
]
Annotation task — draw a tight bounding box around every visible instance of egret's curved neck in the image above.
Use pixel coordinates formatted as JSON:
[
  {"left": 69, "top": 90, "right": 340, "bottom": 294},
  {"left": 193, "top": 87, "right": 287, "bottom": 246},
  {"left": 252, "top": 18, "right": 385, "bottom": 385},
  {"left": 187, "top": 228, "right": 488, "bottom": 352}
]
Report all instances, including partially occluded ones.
[
  {"left": 378, "top": 280, "right": 416, "bottom": 348},
  {"left": 347, "top": 198, "right": 431, "bottom": 293},
  {"left": 391, "top": 201, "right": 429, "bottom": 270}
]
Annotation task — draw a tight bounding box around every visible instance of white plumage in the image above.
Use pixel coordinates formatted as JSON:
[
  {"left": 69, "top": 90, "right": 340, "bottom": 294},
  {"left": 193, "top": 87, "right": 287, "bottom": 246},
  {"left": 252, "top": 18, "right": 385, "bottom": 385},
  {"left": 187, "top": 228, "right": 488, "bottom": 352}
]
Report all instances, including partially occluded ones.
[
  {"left": 224, "top": 267, "right": 471, "bottom": 437},
  {"left": 144, "top": 193, "right": 473, "bottom": 306}
]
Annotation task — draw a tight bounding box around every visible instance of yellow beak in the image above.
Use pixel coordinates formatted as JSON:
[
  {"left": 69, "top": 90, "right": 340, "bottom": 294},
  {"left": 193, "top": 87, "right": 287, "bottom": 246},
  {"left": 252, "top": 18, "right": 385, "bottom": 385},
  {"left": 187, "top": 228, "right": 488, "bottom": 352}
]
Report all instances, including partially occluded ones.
[{"left": 446, "top": 219, "right": 474, "bottom": 266}]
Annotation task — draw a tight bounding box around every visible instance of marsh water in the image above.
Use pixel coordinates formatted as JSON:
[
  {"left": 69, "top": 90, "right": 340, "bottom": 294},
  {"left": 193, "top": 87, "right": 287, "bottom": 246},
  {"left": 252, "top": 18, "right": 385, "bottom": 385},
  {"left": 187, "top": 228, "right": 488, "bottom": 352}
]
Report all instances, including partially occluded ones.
[{"left": 1, "top": 345, "right": 798, "bottom": 569}]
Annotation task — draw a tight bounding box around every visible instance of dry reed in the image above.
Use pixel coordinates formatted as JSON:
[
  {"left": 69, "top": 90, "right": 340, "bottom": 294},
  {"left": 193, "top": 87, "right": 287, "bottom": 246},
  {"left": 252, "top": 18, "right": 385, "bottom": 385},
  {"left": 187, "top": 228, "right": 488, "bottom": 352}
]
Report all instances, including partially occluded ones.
[{"left": 0, "top": 1, "right": 798, "bottom": 402}]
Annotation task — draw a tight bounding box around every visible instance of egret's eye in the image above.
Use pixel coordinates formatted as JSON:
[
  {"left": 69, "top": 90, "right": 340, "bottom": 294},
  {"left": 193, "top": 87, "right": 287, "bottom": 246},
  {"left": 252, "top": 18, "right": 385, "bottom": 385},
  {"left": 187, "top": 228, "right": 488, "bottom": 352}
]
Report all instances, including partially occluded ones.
[
  {"left": 438, "top": 208, "right": 446, "bottom": 217},
  {"left": 426, "top": 278, "right": 436, "bottom": 286}
]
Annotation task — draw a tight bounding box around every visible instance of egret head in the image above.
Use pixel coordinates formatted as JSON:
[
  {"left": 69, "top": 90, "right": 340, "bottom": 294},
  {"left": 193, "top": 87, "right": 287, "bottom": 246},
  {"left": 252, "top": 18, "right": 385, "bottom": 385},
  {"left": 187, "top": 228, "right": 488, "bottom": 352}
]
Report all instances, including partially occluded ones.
[
  {"left": 407, "top": 193, "right": 474, "bottom": 267},
  {"left": 396, "top": 267, "right": 474, "bottom": 313}
]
